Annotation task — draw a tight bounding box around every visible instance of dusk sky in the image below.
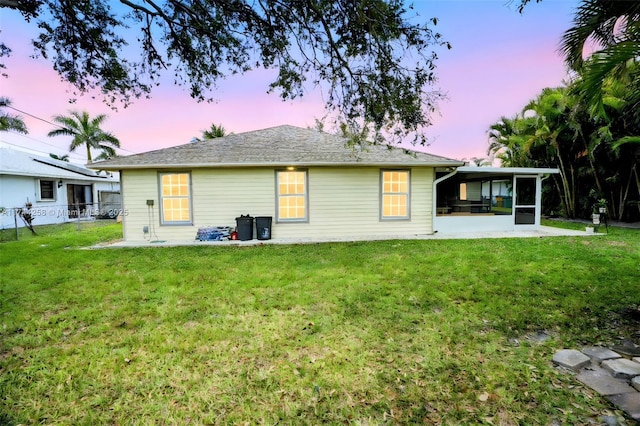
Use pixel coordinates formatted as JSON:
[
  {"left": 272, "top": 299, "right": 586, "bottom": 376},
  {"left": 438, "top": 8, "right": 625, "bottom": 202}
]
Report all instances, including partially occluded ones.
[{"left": 1, "top": 0, "right": 580, "bottom": 164}]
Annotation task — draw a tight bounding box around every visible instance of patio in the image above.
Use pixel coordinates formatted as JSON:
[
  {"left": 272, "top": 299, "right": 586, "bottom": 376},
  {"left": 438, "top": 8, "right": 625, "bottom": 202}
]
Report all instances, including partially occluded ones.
[{"left": 93, "top": 225, "right": 597, "bottom": 248}]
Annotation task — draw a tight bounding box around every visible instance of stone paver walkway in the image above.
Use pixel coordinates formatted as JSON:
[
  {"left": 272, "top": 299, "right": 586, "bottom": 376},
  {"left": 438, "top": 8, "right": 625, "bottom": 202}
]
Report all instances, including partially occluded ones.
[{"left": 553, "top": 344, "right": 640, "bottom": 423}]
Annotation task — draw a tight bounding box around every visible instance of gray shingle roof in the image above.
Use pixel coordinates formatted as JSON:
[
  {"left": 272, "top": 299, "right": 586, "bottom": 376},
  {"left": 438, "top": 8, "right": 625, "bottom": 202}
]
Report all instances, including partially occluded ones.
[{"left": 91, "top": 125, "right": 463, "bottom": 170}]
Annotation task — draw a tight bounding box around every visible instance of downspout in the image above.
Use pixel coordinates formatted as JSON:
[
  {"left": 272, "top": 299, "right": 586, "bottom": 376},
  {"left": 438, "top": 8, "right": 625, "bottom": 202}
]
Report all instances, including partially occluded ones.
[
  {"left": 119, "top": 169, "right": 126, "bottom": 241},
  {"left": 432, "top": 169, "right": 459, "bottom": 233}
]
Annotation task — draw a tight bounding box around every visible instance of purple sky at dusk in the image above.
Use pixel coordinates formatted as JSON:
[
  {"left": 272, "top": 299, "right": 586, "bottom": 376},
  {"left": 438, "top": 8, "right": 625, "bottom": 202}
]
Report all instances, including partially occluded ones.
[{"left": 1, "top": 0, "right": 580, "bottom": 164}]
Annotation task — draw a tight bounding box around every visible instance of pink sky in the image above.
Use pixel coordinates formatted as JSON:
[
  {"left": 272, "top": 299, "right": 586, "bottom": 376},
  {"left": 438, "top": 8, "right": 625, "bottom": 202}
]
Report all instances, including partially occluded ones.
[{"left": 0, "top": 0, "right": 579, "bottom": 164}]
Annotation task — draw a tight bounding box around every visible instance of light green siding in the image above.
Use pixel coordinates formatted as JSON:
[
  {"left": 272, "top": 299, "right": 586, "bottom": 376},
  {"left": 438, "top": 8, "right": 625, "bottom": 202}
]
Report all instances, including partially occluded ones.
[{"left": 121, "top": 167, "right": 434, "bottom": 241}]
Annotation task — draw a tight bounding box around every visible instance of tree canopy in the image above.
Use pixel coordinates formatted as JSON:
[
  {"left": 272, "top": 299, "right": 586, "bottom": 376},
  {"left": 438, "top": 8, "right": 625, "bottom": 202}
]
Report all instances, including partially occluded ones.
[
  {"left": 488, "top": 81, "right": 640, "bottom": 221},
  {"left": 519, "top": 0, "right": 639, "bottom": 124},
  {"left": 504, "top": 0, "right": 640, "bottom": 221},
  {"left": 1, "top": 0, "right": 450, "bottom": 144}
]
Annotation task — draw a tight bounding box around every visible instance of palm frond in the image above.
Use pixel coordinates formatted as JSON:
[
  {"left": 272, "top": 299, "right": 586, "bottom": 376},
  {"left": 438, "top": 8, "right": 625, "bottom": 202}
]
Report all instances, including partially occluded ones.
[
  {"left": 570, "top": 42, "right": 639, "bottom": 118},
  {"left": 98, "top": 132, "right": 121, "bottom": 147},
  {"left": 561, "top": 0, "right": 640, "bottom": 71},
  {"left": 47, "top": 127, "right": 77, "bottom": 138},
  {"left": 0, "top": 115, "right": 28, "bottom": 133},
  {"left": 0, "top": 98, "right": 28, "bottom": 133},
  {"left": 612, "top": 135, "right": 640, "bottom": 149}
]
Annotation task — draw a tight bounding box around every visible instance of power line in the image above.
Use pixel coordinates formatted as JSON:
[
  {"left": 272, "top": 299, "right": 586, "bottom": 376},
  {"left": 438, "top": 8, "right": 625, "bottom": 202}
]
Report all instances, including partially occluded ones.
[
  {"left": 0, "top": 134, "right": 87, "bottom": 161},
  {"left": 4, "top": 104, "right": 139, "bottom": 155},
  {"left": 4, "top": 105, "right": 61, "bottom": 129},
  {"left": 0, "top": 141, "right": 85, "bottom": 162}
]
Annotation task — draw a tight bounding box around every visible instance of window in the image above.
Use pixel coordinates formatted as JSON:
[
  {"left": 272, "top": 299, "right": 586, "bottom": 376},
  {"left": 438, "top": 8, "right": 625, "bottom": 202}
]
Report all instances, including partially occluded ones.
[
  {"left": 276, "top": 170, "right": 308, "bottom": 222},
  {"left": 459, "top": 183, "right": 467, "bottom": 201},
  {"left": 459, "top": 181, "right": 481, "bottom": 202},
  {"left": 381, "top": 170, "right": 410, "bottom": 219},
  {"left": 39, "top": 180, "right": 55, "bottom": 200},
  {"left": 159, "top": 172, "right": 192, "bottom": 224}
]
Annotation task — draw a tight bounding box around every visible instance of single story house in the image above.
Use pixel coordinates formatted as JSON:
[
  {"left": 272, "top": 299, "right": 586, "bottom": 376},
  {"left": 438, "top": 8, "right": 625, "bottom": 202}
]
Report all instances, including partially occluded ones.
[
  {"left": 90, "top": 125, "right": 557, "bottom": 242},
  {"left": 0, "top": 146, "right": 121, "bottom": 229}
]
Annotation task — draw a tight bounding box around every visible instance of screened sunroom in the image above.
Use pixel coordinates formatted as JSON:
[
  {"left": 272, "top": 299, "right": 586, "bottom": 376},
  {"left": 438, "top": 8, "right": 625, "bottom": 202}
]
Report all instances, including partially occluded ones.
[{"left": 433, "top": 167, "right": 559, "bottom": 233}]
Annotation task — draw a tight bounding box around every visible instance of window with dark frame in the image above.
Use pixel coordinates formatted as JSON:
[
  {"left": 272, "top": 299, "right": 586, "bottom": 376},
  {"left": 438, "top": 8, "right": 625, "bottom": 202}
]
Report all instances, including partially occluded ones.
[{"left": 39, "top": 180, "right": 55, "bottom": 200}]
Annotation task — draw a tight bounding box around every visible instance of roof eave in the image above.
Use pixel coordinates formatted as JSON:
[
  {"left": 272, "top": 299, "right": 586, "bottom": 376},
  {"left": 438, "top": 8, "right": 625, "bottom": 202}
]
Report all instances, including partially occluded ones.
[
  {"left": 0, "top": 170, "right": 117, "bottom": 181},
  {"left": 455, "top": 166, "right": 560, "bottom": 174},
  {"left": 90, "top": 160, "right": 466, "bottom": 170}
]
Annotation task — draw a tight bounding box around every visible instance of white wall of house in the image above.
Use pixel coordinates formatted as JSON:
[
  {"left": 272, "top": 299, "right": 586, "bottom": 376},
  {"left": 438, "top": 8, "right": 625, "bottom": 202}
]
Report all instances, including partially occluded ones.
[
  {"left": 0, "top": 174, "right": 120, "bottom": 228},
  {"left": 120, "top": 167, "right": 435, "bottom": 241},
  {"left": 1, "top": 175, "right": 65, "bottom": 228},
  {"left": 435, "top": 214, "right": 515, "bottom": 233}
]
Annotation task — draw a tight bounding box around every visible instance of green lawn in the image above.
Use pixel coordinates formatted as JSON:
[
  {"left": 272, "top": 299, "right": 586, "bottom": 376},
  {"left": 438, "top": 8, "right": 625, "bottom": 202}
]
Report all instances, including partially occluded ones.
[{"left": 1, "top": 221, "right": 639, "bottom": 424}]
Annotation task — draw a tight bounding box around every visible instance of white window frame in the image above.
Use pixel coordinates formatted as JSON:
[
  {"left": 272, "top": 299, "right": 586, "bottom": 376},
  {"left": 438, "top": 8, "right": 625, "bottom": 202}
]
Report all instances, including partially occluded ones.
[
  {"left": 513, "top": 175, "right": 540, "bottom": 228},
  {"left": 275, "top": 169, "right": 309, "bottom": 223},
  {"left": 38, "top": 179, "right": 56, "bottom": 201},
  {"left": 380, "top": 169, "right": 411, "bottom": 220},
  {"left": 158, "top": 172, "right": 193, "bottom": 225}
]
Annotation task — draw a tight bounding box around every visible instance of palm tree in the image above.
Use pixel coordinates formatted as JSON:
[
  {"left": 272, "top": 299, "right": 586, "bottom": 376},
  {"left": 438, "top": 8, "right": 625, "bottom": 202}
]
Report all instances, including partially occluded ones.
[
  {"left": 202, "top": 123, "right": 226, "bottom": 139},
  {"left": 521, "top": 87, "right": 580, "bottom": 217},
  {"left": 487, "top": 116, "right": 532, "bottom": 167},
  {"left": 47, "top": 111, "right": 120, "bottom": 163},
  {"left": 488, "top": 88, "right": 586, "bottom": 217},
  {"left": 0, "top": 97, "right": 28, "bottom": 133},
  {"left": 561, "top": 1, "right": 640, "bottom": 119},
  {"left": 192, "top": 122, "right": 227, "bottom": 142}
]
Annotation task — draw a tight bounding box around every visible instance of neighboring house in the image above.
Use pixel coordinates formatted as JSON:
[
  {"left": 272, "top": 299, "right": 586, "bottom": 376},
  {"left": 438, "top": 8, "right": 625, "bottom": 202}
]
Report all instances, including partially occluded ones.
[
  {"left": 0, "top": 147, "right": 121, "bottom": 229},
  {"left": 90, "top": 125, "right": 557, "bottom": 242}
]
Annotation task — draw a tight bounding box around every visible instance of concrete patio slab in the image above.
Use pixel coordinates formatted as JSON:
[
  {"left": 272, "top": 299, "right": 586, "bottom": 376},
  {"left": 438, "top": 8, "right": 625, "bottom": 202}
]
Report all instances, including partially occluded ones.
[{"left": 92, "top": 225, "right": 598, "bottom": 249}]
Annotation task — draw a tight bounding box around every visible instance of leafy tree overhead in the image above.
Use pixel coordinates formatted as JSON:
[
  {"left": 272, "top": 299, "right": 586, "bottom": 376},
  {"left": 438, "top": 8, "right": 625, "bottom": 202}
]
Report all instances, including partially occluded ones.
[
  {"left": 1, "top": 0, "right": 451, "bottom": 144},
  {"left": 47, "top": 111, "right": 121, "bottom": 163},
  {"left": 0, "top": 97, "right": 28, "bottom": 133}
]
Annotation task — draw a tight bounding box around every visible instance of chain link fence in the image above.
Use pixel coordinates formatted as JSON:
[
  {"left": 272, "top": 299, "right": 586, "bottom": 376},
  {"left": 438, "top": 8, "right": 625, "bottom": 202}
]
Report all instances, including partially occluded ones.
[{"left": 0, "top": 201, "right": 123, "bottom": 242}]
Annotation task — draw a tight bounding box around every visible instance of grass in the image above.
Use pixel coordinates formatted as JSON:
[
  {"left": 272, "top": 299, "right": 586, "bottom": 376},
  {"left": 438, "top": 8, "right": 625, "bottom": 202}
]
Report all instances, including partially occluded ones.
[{"left": 1, "top": 221, "right": 639, "bottom": 425}]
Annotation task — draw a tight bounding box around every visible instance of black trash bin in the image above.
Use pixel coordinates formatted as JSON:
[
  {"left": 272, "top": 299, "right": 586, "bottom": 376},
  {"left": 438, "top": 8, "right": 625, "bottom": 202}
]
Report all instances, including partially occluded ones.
[
  {"left": 255, "top": 216, "right": 273, "bottom": 240},
  {"left": 235, "top": 215, "right": 254, "bottom": 241}
]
